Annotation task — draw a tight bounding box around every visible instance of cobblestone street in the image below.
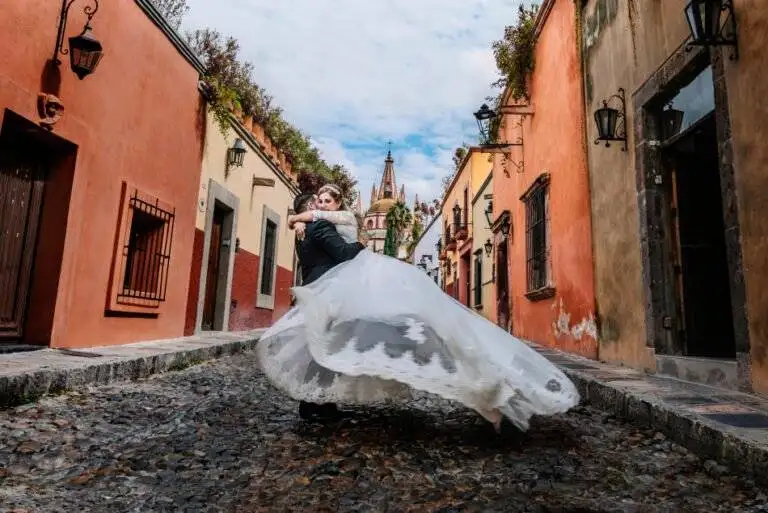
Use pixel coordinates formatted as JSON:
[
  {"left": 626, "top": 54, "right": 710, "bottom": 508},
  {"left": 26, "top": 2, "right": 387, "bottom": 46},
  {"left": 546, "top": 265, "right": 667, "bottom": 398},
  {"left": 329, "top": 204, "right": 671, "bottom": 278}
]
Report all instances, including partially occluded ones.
[{"left": 1, "top": 351, "right": 767, "bottom": 513}]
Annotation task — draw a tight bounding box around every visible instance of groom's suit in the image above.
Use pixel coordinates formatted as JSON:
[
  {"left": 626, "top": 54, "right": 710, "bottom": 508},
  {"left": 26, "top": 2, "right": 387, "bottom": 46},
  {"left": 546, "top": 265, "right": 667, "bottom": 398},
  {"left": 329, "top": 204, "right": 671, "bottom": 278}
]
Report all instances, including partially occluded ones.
[
  {"left": 293, "top": 218, "right": 364, "bottom": 420},
  {"left": 296, "top": 219, "right": 365, "bottom": 285}
]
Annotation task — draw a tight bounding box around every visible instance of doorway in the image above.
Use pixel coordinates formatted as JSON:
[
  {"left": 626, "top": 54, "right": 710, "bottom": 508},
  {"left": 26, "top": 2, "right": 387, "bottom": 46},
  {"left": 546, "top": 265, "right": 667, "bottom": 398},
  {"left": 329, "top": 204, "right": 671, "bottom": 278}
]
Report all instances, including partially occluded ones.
[
  {"left": 664, "top": 113, "right": 734, "bottom": 358},
  {"left": 496, "top": 238, "right": 510, "bottom": 330},
  {"left": 201, "top": 201, "right": 234, "bottom": 331},
  {"left": 460, "top": 253, "right": 471, "bottom": 307},
  {"left": 0, "top": 141, "right": 45, "bottom": 340}
]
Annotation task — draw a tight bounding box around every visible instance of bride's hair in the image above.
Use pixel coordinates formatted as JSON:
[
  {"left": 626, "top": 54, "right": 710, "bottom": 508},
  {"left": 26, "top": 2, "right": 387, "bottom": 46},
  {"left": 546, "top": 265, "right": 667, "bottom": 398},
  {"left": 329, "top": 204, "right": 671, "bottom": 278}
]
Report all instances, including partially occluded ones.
[{"left": 317, "top": 184, "right": 346, "bottom": 210}]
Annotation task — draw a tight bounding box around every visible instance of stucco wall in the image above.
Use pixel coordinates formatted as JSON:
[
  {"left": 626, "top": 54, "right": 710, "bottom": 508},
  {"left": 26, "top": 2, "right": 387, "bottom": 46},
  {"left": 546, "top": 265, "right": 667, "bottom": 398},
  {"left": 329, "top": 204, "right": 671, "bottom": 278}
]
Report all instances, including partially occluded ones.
[
  {"left": 0, "top": 0, "right": 204, "bottom": 348},
  {"left": 582, "top": 0, "right": 650, "bottom": 369},
  {"left": 582, "top": 0, "right": 768, "bottom": 388},
  {"left": 497, "top": 0, "right": 597, "bottom": 358},
  {"left": 472, "top": 176, "right": 495, "bottom": 321},
  {"left": 191, "top": 112, "right": 297, "bottom": 331}
]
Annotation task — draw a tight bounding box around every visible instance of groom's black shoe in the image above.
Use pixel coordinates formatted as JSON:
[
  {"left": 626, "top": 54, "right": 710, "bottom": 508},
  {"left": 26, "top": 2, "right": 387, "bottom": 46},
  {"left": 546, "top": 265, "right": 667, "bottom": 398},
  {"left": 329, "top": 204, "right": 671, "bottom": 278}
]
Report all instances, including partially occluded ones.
[{"left": 299, "top": 401, "right": 341, "bottom": 420}]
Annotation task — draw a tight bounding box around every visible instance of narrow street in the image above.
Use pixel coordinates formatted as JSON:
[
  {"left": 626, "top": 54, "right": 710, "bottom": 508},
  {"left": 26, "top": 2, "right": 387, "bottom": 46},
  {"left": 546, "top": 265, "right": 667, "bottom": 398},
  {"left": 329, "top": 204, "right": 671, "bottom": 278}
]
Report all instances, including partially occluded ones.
[{"left": 1, "top": 351, "right": 766, "bottom": 513}]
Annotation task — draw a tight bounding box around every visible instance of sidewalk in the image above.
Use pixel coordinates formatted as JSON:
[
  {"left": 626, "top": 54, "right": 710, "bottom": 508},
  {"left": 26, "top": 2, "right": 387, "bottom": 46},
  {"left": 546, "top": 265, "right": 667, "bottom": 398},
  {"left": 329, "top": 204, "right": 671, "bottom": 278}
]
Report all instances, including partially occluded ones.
[
  {"left": 0, "top": 330, "right": 263, "bottom": 408},
  {"left": 532, "top": 344, "right": 768, "bottom": 485},
  {"left": 2, "top": 331, "right": 768, "bottom": 484}
]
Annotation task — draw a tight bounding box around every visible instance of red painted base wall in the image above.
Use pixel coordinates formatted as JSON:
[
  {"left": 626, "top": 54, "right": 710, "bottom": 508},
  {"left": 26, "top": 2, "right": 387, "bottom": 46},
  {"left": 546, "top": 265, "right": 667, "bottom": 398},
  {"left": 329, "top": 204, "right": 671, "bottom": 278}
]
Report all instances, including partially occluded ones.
[{"left": 185, "top": 228, "right": 293, "bottom": 333}]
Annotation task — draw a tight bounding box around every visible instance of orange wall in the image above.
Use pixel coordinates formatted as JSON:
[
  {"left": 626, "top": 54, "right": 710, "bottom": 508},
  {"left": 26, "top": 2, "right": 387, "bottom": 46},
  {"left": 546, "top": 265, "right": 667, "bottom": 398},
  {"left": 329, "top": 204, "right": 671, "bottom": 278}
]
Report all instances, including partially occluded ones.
[
  {"left": 0, "top": 0, "right": 204, "bottom": 347},
  {"left": 494, "top": 0, "right": 597, "bottom": 358}
]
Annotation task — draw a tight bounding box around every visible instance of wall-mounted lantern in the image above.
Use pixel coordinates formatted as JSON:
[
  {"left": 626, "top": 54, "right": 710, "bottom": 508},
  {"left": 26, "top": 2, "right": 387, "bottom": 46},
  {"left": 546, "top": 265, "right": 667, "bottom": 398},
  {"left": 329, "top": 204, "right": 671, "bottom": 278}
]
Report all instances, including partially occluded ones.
[
  {"left": 227, "top": 138, "right": 246, "bottom": 170},
  {"left": 53, "top": 0, "right": 104, "bottom": 80},
  {"left": 685, "top": 0, "right": 738, "bottom": 60},
  {"left": 452, "top": 202, "right": 461, "bottom": 227},
  {"left": 594, "top": 88, "right": 627, "bottom": 151},
  {"left": 484, "top": 200, "right": 494, "bottom": 227},
  {"left": 474, "top": 103, "right": 497, "bottom": 146},
  {"left": 500, "top": 219, "right": 511, "bottom": 238},
  {"left": 484, "top": 239, "right": 493, "bottom": 257}
]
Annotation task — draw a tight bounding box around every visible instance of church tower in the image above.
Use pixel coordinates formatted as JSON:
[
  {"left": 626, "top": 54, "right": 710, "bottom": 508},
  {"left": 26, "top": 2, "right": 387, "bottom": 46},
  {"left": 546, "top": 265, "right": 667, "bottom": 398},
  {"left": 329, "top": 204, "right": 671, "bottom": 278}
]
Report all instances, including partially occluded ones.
[{"left": 362, "top": 146, "right": 407, "bottom": 255}]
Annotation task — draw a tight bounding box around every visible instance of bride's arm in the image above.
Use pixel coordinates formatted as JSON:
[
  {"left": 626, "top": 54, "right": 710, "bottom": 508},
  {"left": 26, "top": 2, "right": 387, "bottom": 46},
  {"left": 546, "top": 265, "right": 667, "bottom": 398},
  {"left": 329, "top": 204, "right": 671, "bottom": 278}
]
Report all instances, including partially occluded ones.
[
  {"left": 288, "top": 210, "right": 314, "bottom": 228},
  {"left": 312, "top": 210, "right": 357, "bottom": 226}
]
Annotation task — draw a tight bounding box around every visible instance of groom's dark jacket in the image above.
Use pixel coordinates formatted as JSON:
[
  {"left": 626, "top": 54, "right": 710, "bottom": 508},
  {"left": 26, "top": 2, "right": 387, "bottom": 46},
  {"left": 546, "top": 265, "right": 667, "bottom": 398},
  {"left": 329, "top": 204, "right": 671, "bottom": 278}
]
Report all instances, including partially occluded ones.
[{"left": 297, "top": 220, "right": 365, "bottom": 285}]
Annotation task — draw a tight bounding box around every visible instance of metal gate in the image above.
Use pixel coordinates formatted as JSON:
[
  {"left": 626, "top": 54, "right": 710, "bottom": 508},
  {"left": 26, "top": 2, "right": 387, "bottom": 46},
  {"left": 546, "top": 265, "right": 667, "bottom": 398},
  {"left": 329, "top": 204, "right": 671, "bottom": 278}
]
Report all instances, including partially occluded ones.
[{"left": 0, "top": 147, "right": 45, "bottom": 339}]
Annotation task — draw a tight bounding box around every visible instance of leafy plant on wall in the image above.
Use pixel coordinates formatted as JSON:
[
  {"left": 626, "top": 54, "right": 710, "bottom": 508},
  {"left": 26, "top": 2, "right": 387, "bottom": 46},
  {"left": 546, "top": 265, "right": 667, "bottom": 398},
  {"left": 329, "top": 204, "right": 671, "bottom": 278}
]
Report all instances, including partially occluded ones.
[
  {"left": 487, "top": 3, "right": 539, "bottom": 139},
  {"left": 152, "top": 3, "right": 358, "bottom": 201}
]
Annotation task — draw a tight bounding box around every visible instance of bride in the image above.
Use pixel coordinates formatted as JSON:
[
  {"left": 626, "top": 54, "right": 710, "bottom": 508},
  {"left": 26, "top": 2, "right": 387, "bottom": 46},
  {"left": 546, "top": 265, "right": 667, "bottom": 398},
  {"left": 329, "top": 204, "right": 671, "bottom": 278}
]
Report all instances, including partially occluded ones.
[{"left": 256, "top": 183, "right": 580, "bottom": 431}]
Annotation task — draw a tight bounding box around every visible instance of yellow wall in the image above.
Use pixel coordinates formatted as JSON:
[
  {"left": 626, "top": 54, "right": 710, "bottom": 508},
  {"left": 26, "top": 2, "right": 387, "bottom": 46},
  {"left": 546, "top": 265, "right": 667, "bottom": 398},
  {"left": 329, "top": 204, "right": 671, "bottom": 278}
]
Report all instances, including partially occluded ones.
[
  {"left": 471, "top": 173, "right": 494, "bottom": 321},
  {"left": 197, "top": 113, "right": 297, "bottom": 270}
]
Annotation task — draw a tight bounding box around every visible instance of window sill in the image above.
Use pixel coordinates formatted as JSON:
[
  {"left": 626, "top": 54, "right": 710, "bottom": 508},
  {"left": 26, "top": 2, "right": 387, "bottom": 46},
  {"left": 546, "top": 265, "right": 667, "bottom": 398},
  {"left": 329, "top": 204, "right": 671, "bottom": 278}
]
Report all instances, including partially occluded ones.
[
  {"left": 525, "top": 286, "right": 556, "bottom": 302},
  {"left": 473, "top": 304, "right": 483, "bottom": 311}
]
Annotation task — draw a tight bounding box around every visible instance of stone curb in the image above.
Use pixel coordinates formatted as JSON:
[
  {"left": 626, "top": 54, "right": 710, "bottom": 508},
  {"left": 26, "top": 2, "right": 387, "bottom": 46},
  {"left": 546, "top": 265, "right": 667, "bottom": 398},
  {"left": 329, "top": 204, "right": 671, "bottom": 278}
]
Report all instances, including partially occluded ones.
[
  {"left": 0, "top": 334, "right": 261, "bottom": 409},
  {"left": 562, "top": 366, "right": 768, "bottom": 486}
]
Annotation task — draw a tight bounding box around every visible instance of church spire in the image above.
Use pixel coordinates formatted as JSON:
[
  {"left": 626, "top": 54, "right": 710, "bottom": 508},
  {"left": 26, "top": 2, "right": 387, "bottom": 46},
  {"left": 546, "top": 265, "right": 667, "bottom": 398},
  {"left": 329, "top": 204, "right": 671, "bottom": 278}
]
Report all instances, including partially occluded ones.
[
  {"left": 370, "top": 183, "right": 377, "bottom": 205},
  {"left": 378, "top": 143, "right": 397, "bottom": 201}
]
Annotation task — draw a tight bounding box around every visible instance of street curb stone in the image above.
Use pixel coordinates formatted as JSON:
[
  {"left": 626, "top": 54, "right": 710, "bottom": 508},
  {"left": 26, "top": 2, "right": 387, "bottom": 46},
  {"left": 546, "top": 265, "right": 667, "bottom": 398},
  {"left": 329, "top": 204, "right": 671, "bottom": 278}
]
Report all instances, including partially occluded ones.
[
  {"left": 561, "top": 366, "right": 768, "bottom": 487},
  {"left": 0, "top": 331, "right": 262, "bottom": 409}
]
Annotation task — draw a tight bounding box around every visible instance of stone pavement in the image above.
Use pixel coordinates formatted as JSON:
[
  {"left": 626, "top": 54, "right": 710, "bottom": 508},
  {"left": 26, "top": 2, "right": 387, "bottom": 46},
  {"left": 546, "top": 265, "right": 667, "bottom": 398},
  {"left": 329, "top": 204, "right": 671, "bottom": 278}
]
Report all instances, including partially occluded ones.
[
  {"left": 1, "top": 349, "right": 767, "bottom": 512},
  {"left": 531, "top": 344, "right": 768, "bottom": 487},
  {"left": 0, "top": 330, "right": 263, "bottom": 408},
  {"left": 2, "top": 330, "right": 768, "bottom": 495}
]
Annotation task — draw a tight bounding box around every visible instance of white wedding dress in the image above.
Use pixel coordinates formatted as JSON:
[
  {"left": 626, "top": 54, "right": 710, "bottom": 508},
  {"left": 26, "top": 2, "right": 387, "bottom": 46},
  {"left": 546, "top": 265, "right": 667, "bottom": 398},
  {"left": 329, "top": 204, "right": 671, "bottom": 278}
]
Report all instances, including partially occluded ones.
[{"left": 257, "top": 210, "right": 580, "bottom": 430}]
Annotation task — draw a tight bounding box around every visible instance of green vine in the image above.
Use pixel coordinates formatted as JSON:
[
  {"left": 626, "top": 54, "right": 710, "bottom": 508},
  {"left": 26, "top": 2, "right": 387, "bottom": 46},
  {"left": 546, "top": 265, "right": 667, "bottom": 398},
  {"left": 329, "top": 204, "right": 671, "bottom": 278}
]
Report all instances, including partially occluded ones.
[{"left": 488, "top": 3, "right": 539, "bottom": 140}]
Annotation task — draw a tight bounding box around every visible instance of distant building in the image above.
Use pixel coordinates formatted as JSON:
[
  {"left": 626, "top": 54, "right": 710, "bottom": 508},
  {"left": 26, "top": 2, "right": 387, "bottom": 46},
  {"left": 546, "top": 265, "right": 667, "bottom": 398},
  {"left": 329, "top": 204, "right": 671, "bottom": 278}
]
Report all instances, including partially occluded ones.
[{"left": 362, "top": 149, "right": 409, "bottom": 256}]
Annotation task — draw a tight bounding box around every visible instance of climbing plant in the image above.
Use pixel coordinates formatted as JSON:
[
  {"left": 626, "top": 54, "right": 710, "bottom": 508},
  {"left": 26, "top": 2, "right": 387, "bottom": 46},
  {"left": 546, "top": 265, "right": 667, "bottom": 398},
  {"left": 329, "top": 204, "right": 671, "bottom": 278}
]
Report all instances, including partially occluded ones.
[
  {"left": 488, "top": 3, "right": 539, "bottom": 139},
  {"left": 186, "top": 29, "right": 357, "bottom": 201}
]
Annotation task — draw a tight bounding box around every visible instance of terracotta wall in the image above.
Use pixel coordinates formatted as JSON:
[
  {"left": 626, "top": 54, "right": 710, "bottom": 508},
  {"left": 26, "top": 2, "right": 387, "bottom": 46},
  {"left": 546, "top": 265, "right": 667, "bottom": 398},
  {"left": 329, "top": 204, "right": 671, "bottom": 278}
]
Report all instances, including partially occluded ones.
[
  {"left": 495, "top": 0, "right": 597, "bottom": 358},
  {"left": 0, "top": 0, "right": 204, "bottom": 348}
]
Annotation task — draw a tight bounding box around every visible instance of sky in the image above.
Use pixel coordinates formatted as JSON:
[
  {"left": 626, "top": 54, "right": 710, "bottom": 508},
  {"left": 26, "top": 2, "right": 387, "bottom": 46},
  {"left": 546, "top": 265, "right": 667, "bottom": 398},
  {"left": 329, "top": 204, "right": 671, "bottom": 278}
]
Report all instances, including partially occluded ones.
[{"left": 182, "top": 0, "right": 524, "bottom": 208}]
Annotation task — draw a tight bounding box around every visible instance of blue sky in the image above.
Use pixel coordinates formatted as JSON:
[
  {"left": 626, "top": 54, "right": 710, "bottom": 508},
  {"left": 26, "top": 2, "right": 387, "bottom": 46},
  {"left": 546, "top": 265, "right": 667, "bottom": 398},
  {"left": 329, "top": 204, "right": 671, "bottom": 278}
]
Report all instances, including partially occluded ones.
[{"left": 182, "top": 0, "right": 524, "bottom": 208}]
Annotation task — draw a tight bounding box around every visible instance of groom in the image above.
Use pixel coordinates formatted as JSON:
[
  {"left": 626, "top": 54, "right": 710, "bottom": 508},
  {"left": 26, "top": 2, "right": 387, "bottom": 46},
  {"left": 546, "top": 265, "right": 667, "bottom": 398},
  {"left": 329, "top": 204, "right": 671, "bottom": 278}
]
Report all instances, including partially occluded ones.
[{"left": 291, "top": 192, "right": 365, "bottom": 419}]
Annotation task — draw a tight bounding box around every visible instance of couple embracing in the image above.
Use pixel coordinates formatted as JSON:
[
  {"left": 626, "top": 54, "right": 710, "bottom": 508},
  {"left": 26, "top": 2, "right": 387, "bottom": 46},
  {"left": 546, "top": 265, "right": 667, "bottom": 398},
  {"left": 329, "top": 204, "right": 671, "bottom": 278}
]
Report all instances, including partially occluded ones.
[{"left": 257, "top": 183, "right": 580, "bottom": 432}]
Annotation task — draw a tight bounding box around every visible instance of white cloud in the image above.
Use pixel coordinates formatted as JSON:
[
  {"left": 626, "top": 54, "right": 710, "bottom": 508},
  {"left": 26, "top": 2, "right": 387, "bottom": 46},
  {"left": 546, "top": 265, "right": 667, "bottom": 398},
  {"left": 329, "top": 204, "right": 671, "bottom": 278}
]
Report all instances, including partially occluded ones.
[{"left": 183, "top": 0, "right": 523, "bottom": 205}]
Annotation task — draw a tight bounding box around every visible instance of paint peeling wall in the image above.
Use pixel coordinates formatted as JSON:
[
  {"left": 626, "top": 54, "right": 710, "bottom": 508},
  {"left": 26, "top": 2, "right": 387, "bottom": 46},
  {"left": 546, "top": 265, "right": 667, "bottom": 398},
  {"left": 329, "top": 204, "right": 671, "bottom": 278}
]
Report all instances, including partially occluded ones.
[{"left": 494, "top": 0, "right": 597, "bottom": 358}]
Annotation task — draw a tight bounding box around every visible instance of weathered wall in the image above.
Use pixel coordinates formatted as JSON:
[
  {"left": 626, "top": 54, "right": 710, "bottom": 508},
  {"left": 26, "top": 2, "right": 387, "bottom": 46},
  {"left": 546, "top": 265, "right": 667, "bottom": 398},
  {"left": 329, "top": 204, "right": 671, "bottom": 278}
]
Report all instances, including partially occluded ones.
[
  {"left": 723, "top": 0, "right": 768, "bottom": 393},
  {"left": 583, "top": 0, "right": 768, "bottom": 388},
  {"left": 0, "top": 0, "right": 204, "bottom": 348},
  {"left": 582, "top": 0, "right": 651, "bottom": 369},
  {"left": 500, "top": 0, "right": 597, "bottom": 357}
]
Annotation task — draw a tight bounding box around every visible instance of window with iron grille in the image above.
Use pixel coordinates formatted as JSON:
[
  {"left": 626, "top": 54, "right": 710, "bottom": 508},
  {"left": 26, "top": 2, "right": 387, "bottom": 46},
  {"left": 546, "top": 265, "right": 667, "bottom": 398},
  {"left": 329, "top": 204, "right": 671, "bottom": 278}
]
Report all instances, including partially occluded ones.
[
  {"left": 522, "top": 174, "right": 551, "bottom": 296},
  {"left": 473, "top": 253, "right": 482, "bottom": 307},
  {"left": 119, "top": 191, "right": 175, "bottom": 302},
  {"left": 463, "top": 187, "right": 469, "bottom": 228},
  {"left": 260, "top": 220, "right": 277, "bottom": 295}
]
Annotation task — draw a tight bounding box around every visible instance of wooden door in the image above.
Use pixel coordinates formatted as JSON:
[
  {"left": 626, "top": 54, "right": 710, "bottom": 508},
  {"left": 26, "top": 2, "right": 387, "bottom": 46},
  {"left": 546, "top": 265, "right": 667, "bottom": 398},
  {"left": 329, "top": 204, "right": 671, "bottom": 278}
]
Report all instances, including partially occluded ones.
[
  {"left": 0, "top": 147, "right": 45, "bottom": 339},
  {"left": 201, "top": 211, "right": 224, "bottom": 330}
]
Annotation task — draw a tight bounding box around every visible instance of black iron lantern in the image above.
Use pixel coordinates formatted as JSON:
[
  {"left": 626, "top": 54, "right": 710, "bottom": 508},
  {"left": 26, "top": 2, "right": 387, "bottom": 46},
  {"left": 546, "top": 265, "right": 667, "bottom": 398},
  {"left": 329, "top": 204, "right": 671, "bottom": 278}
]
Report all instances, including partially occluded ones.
[
  {"left": 473, "top": 103, "right": 497, "bottom": 146},
  {"left": 661, "top": 106, "right": 685, "bottom": 140},
  {"left": 484, "top": 200, "right": 493, "bottom": 227},
  {"left": 685, "top": 0, "right": 738, "bottom": 60},
  {"left": 227, "top": 138, "right": 247, "bottom": 168},
  {"left": 484, "top": 239, "right": 493, "bottom": 257},
  {"left": 452, "top": 202, "right": 462, "bottom": 228},
  {"left": 593, "top": 88, "right": 627, "bottom": 151},
  {"left": 53, "top": 0, "right": 103, "bottom": 80},
  {"left": 500, "top": 220, "right": 511, "bottom": 237}
]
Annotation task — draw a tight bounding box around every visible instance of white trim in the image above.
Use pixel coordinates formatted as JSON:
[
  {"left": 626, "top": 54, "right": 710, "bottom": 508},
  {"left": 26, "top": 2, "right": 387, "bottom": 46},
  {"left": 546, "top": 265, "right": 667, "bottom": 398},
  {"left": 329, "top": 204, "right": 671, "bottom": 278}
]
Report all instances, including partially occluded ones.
[{"left": 256, "top": 205, "right": 280, "bottom": 309}]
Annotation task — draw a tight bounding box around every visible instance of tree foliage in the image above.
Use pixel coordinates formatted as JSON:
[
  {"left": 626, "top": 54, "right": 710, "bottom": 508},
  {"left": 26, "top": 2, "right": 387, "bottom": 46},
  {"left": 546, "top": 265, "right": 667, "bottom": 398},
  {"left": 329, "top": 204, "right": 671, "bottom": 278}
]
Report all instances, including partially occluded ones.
[
  {"left": 488, "top": 3, "right": 539, "bottom": 139},
  {"left": 186, "top": 29, "right": 357, "bottom": 203},
  {"left": 150, "top": 0, "right": 189, "bottom": 30},
  {"left": 383, "top": 202, "right": 412, "bottom": 258}
]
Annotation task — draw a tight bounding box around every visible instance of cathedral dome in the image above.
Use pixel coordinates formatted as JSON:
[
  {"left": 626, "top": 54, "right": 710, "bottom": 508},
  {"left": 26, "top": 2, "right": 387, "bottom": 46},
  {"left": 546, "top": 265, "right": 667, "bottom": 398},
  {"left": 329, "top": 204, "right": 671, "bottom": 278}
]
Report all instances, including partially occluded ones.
[{"left": 368, "top": 197, "right": 397, "bottom": 214}]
